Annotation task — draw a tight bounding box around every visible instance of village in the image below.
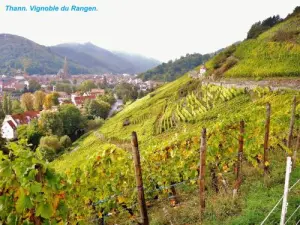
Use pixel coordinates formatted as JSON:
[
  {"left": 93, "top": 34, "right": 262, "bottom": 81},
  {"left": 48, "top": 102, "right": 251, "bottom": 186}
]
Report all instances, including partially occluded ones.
[{"left": 0, "top": 58, "right": 164, "bottom": 140}]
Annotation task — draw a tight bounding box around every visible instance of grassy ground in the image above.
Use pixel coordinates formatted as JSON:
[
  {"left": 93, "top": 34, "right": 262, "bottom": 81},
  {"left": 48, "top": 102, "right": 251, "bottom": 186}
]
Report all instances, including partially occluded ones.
[{"left": 105, "top": 150, "right": 300, "bottom": 225}]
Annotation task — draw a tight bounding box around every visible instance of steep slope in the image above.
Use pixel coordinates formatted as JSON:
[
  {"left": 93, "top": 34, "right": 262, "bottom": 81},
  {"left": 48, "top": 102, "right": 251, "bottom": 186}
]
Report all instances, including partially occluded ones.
[
  {"left": 0, "top": 34, "right": 90, "bottom": 75},
  {"left": 206, "top": 7, "right": 300, "bottom": 78},
  {"left": 51, "top": 43, "right": 136, "bottom": 74},
  {"left": 52, "top": 69, "right": 300, "bottom": 224},
  {"left": 113, "top": 51, "right": 160, "bottom": 73},
  {"left": 139, "top": 53, "right": 211, "bottom": 81}
]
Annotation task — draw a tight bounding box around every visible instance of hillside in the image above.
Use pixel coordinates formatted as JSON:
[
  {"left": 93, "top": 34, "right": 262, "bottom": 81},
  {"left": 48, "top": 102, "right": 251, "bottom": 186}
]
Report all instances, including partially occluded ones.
[
  {"left": 205, "top": 7, "right": 300, "bottom": 79},
  {"left": 51, "top": 43, "right": 160, "bottom": 74},
  {"left": 139, "top": 53, "right": 211, "bottom": 81},
  {"left": 0, "top": 34, "right": 89, "bottom": 75},
  {"left": 52, "top": 71, "right": 300, "bottom": 224},
  {"left": 113, "top": 51, "right": 160, "bottom": 73}
]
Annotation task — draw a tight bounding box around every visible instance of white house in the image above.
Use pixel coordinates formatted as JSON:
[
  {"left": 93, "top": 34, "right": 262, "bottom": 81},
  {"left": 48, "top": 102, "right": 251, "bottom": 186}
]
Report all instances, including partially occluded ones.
[
  {"left": 1, "top": 111, "right": 40, "bottom": 140},
  {"left": 1, "top": 120, "right": 17, "bottom": 140},
  {"left": 199, "top": 66, "right": 207, "bottom": 76}
]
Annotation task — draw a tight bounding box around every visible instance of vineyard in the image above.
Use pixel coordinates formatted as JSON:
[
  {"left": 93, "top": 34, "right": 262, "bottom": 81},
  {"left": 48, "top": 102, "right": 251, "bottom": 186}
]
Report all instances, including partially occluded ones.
[
  {"left": 205, "top": 10, "right": 300, "bottom": 78},
  {"left": 1, "top": 74, "right": 300, "bottom": 224}
]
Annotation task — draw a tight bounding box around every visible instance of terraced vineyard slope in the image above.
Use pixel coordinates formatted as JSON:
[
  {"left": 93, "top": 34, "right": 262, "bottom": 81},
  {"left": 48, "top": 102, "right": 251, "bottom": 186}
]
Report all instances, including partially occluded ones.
[
  {"left": 51, "top": 74, "right": 300, "bottom": 224},
  {"left": 205, "top": 7, "right": 300, "bottom": 78}
]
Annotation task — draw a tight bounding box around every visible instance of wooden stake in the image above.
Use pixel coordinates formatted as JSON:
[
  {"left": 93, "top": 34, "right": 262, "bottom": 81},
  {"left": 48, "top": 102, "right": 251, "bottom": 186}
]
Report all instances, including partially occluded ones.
[
  {"left": 199, "top": 128, "right": 207, "bottom": 220},
  {"left": 233, "top": 120, "right": 244, "bottom": 197},
  {"left": 287, "top": 96, "right": 297, "bottom": 148},
  {"left": 264, "top": 103, "right": 271, "bottom": 174},
  {"left": 292, "top": 130, "right": 299, "bottom": 169},
  {"left": 131, "top": 132, "right": 149, "bottom": 225}
]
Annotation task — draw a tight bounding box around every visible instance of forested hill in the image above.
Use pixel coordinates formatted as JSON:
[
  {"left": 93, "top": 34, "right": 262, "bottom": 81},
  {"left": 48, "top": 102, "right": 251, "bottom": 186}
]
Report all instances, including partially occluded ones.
[
  {"left": 205, "top": 6, "right": 300, "bottom": 79},
  {"left": 139, "top": 53, "right": 211, "bottom": 81},
  {"left": 0, "top": 34, "right": 90, "bottom": 75},
  {"left": 0, "top": 34, "right": 160, "bottom": 75}
]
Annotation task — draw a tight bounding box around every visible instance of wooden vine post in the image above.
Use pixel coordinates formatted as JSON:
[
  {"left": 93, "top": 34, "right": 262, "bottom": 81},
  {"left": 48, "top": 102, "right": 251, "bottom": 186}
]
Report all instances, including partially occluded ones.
[
  {"left": 264, "top": 103, "right": 271, "bottom": 174},
  {"left": 131, "top": 132, "right": 149, "bottom": 225},
  {"left": 287, "top": 96, "right": 297, "bottom": 148},
  {"left": 233, "top": 120, "right": 244, "bottom": 197},
  {"left": 292, "top": 130, "right": 299, "bottom": 169},
  {"left": 199, "top": 128, "right": 207, "bottom": 221}
]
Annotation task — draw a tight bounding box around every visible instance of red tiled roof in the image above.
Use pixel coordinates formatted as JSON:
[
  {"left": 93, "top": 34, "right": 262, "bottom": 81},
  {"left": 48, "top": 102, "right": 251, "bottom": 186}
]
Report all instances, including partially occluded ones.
[
  {"left": 74, "top": 95, "right": 95, "bottom": 105},
  {"left": 7, "top": 120, "right": 16, "bottom": 129},
  {"left": 11, "top": 111, "right": 40, "bottom": 125},
  {"left": 91, "top": 89, "right": 105, "bottom": 94}
]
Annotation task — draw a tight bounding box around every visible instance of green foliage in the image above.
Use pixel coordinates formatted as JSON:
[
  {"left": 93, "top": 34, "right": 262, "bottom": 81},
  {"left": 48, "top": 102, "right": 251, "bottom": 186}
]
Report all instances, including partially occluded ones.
[
  {"left": 79, "top": 80, "right": 97, "bottom": 92},
  {"left": 87, "top": 118, "right": 105, "bottom": 130},
  {"left": 37, "top": 136, "right": 62, "bottom": 161},
  {"left": 139, "top": 53, "right": 211, "bottom": 81},
  {"left": 2, "top": 92, "right": 12, "bottom": 115},
  {"left": 247, "top": 15, "right": 282, "bottom": 39},
  {"left": 60, "top": 135, "right": 72, "bottom": 148},
  {"left": 59, "top": 104, "right": 84, "bottom": 136},
  {"left": 206, "top": 11, "right": 300, "bottom": 78},
  {"left": 0, "top": 147, "right": 69, "bottom": 223},
  {"left": 17, "top": 119, "right": 44, "bottom": 149},
  {"left": 39, "top": 111, "right": 63, "bottom": 136},
  {"left": 51, "top": 92, "right": 60, "bottom": 106},
  {"left": 97, "top": 92, "right": 116, "bottom": 105},
  {"left": 28, "top": 79, "right": 41, "bottom": 92},
  {"left": 87, "top": 99, "right": 111, "bottom": 119},
  {"left": 115, "top": 82, "right": 138, "bottom": 103},
  {"left": 33, "top": 90, "right": 46, "bottom": 111},
  {"left": 55, "top": 82, "right": 73, "bottom": 94},
  {"left": 11, "top": 100, "right": 23, "bottom": 114}
]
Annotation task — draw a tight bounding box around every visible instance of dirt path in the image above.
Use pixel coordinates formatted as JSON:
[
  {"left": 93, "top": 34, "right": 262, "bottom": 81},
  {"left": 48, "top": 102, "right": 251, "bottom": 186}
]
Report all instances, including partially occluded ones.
[{"left": 202, "top": 78, "right": 300, "bottom": 91}]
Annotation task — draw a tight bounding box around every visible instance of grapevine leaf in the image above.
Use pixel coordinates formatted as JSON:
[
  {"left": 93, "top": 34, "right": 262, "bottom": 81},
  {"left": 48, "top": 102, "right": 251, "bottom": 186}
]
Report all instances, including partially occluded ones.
[
  {"left": 15, "top": 189, "right": 33, "bottom": 213},
  {"left": 36, "top": 202, "right": 53, "bottom": 219},
  {"left": 30, "top": 182, "right": 42, "bottom": 194},
  {"left": 7, "top": 213, "right": 18, "bottom": 225}
]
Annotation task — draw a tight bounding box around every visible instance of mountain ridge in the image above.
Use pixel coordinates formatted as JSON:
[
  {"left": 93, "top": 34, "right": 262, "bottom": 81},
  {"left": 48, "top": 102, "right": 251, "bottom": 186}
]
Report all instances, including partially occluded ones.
[{"left": 0, "top": 34, "right": 160, "bottom": 75}]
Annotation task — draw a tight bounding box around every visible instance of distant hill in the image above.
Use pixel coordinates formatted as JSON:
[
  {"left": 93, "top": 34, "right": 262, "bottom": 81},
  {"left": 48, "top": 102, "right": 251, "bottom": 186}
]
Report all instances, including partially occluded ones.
[
  {"left": 205, "top": 6, "right": 300, "bottom": 78},
  {"left": 0, "top": 34, "right": 89, "bottom": 75},
  {"left": 113, "top": 51, "right": 160, "bottom": 73},
  {"left": 139, "top": 53, "right": 211, "bottom": 81},
  {"left": 0, "top": 34, "right": 160, "bottom": 75},
  {"left": 51, "top": 43, "right": 160, "bottom": 74}
]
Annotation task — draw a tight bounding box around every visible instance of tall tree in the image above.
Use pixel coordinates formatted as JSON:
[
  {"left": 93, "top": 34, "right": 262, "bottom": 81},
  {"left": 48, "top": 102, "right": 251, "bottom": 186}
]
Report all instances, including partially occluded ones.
[
  {"left": 2, "top": 92, "right": 12, "bottom": 115},
  {"left": 33, "top": 91, "right": 46, "bottom": 111},
  {"left": 79, "top": 80, "right": 97, "bottom": 92},
  {"left": 87, "top": 100, "right": 111, "bottom": 119},
  {"left": 39, "top": 111, "right": 63, "bottom": 136},
  {"left": 11, "top": 100, "right": 23, "bottom": 114},
  {"left": 28, "top": 79, "right": 41, "bottom": 92},
  {"left": 20, "top": 93, "right": 34, "bottom": 111},
  {"left": 59, "top": 104, "right": 84, "bottom": 136}
]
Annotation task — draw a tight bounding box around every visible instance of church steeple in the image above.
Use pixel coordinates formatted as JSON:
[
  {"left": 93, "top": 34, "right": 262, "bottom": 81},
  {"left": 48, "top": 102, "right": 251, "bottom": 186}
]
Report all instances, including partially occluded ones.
[{"left": 63, "top": 57, "right": 69, "bottom": 79}]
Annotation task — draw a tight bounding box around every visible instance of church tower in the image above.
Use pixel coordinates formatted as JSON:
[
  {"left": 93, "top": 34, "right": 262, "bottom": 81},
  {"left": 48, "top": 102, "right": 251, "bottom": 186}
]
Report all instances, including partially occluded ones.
[{"left": 63, "top": 57, "right": 69, "bottom": 79}]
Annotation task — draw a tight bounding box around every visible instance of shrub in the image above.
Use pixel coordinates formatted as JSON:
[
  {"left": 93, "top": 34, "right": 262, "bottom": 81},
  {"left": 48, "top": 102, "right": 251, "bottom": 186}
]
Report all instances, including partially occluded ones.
[
  {"left": 271, "top": 30, "right": 297, "bottom": 42},
  {"left": 39, "top": 135, "right": 62, "bottom": 153},
  {"left": 60, "top": 135, "right": 72, "bottom": 148},
  {"left": 36, "top": 145, "right": 56, "bottom": 162},
  {"left": 87, "top": 118, "right": 105, "bottom": 130}
]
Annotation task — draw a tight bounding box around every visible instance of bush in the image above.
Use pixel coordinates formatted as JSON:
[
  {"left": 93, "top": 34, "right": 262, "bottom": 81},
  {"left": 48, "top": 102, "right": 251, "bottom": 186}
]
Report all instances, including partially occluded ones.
[
  {"left": 36, "top": 145, "right": 56, "bottom": 162},
  {"left": 60, "top": 135, "right": 72, "bottom": 148},
  {"left": 271, "top": 30, "right": 297, "bottom": 42},
  {"left": 87, "top": 118, "right": 105, "bottom": 130},
  {"left": 39, "top": 135, "right": 62, "bottom": 153}
]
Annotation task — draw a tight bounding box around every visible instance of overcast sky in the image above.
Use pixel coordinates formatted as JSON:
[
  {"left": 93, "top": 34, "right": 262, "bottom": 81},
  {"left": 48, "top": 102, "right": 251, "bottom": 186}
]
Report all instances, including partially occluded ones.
[{"left": 0, "top": 0, "right": 299, "bottom": 62}]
